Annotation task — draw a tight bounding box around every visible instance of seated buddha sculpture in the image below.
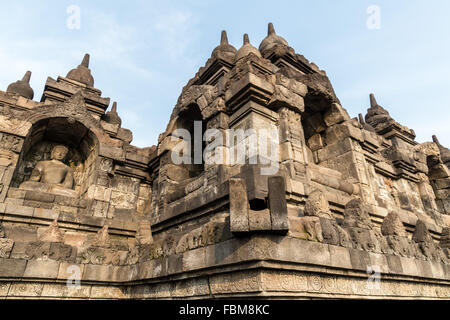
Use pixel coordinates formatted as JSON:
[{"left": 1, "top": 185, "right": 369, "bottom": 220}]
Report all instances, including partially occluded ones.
[{"left": 19, "top": 144, "right": 77, "bottom": 197}]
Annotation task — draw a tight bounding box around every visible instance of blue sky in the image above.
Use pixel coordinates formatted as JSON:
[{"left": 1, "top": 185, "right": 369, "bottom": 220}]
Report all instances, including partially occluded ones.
[{"left": 0, "top": 0, "right": 449, "bottom": 148}]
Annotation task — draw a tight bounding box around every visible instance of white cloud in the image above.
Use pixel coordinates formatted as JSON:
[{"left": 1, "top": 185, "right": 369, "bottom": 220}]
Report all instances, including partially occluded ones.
[
  {"left": 154, "top": 10, "right": 197, "bottom": 60},
  {"left": 81, "top": 11, "right": 154, "bottom": 80},
  {"left": 0, "top": 8, "right": 154, "bottom": 93}
]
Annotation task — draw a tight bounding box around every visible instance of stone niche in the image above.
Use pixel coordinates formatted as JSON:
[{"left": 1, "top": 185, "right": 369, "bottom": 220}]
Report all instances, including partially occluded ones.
[
  {"left": 175, "top": 103, "right": 206, "bottom": 180},
  {"left": 11, "top": 117, "right": 98, "bottom": 197},
  {"left": 301, "top": 93, "right": 333, "bottom": 155}
]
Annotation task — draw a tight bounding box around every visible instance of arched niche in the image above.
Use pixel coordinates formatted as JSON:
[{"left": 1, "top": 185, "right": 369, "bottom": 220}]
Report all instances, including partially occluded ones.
[
  {"left": 300, "top": 92, "right": 334, "bottom": 161},
  {"left": 176, "top": 103, "right": 206, "bottom": 179},
  {"left": 301, "top": 94, "right": 329, "bottom": 139},
  {"left": 11, "top": 117, "right": 99, "bottom": 197}
]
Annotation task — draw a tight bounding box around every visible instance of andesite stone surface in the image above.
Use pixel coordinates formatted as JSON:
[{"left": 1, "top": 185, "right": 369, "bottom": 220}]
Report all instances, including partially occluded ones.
[{"left": 0, "top": 23, "right": 449, "bottom": 299}]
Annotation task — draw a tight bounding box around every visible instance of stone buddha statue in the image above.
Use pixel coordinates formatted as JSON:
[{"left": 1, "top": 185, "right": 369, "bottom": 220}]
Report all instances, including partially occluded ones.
[{"left": 19, "top": 144, "right": 77, "bottom": 197}]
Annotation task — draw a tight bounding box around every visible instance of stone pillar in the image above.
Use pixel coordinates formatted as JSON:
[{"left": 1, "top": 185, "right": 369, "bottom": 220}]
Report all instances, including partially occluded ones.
[
  {"left": 229, "top": 178, "right": 249, "bottom": 233},
  {"left": 268, "top": 175, "right": 289, "bottom": 232},
  {"left": 278, "top": 107, "right": 308, "bottom": 182}
]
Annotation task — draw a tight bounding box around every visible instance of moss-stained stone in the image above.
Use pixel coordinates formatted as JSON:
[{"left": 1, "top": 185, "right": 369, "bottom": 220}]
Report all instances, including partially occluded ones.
[{"left": 0, "top": 24, "right": 449, "bottom": 300}]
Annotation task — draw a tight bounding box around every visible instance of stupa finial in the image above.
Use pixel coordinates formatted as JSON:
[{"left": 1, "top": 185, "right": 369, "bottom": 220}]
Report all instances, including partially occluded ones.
[
  {"left": 243, "top": 33, "right": 250, "bottom": 45},
  {"left": 268, "top": 22, "right": 275, "bottom": 35},
  {"left": 369, "top": 93, "right": 378, "bottom": 108},
  {"left": 81, "top": 53, "right": 90, "bottom": 68},
  {"left": 220, "top": 30, "right": 229, "bottom": 45}
]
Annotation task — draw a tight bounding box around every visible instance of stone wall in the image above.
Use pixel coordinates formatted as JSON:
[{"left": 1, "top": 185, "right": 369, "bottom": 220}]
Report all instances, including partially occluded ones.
[{"left": 0, "top": 25, "right": 449, "bottom": 299}]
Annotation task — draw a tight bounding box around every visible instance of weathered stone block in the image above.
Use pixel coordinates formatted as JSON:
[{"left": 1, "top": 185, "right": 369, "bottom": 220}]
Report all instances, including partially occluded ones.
[
  {"left": 5, "top": 203, "right": 34, "bottom": 217},
  {"left": 206, "top": 238, "right": 249, "bottom": 266},
  {"left": 385, "top": 255, "right": 403, "bottom": 274},
  {"left": 276, "top": 237, "right": 330, "bottom": 266},
  {"left": 54, "top": 195, "right": 78, "bottom": 207},
  {"left": 137, "top": 260, "right": 154, "bottom": 280},
  {"left": 415, "top": 259, "right": 433, "bottom": 278},
  {"left": 24, "top": 190, "right": 55, "bottom": 203},
  {"left": 239, "top": 164, "right": 269, "bottom": 200},
  {"left": 368, "top": 252, "right": 389, "bottom": 273},
  {"left": 99, "top": 144, "right": 125, "bottom": 161},
  {"left": 2, "top": 224, "right": 37, "bottom": 242},
  {"left": 0, "top": 25, "right": 449, "bottom": 301},
  {"left": 328, "top": 245, "right": 352, "bottom": 269},
  {"left": 8, "top": 282, "right": 44, "bottom": 297},
  {"left": 209, "top": 269, "right": 262, "bottom": 294},
  {"left": 41, "top": 283, "right": 67, "bottom": 298},
  {"left": 0, "top": 282, "right": 10, "bottom": 297},
  {"left": 429, "top": 163, "right": 450, "bottom": 179},
  {"left": 23, "top": 199, "right": 54, "bottom": 209},
  {"left": 399, "top": 257, "right": 419, "bottom": 277},
  {"left": 279, "top": 141, "right": 293, "bottom": 161},
  {"left": 123, "top": 219, "right": 138, "bottom": 231},
  {"left": 288, "top": 216, "right": 323, "bottom": 241},
  {"left": 182, "top": 247, "right": 206, "bottom": 271},
  {"left": 349, "top": 248, "right": 371, "bottom": 271},
  {"left": 290, "top": 179, "right": 305, "bottom": 195},
  {"left": 429, "top": 261, "right": 446, "bottom": 279},
  {"left": 90, "top": 285, "right": 127, "bottom": 299},
  {"left": 33, "top": 207, "right": 59, "bottom": 220},
  {"left": 88, "top": 185, "right": 112, "bottom": 202},
  {"left": 268, "top": 175, "right": 289, "bottom": 232},
  {"left": 83, "top": 264, "right": 114, "bottom": 282},
  {"left": 171, "top": 278, "right": 210, "bottom": 298},
  {"left": 229, "top": 178, "right": 249, "bottom": 233},
  {"left": 152, "top": 257, "right": 168, "bottom": 278},
  {"left": 9, "top": 241, "right": 28, "bottom": 259},
  {"left": 0, "top": 258, "right": 27, "bottom": 277},
  {"left": 117, "top": 128, "right": 133, "bottom": 143},
  {"left": 323, "top": 103, "right": 350, "bottom": 127},
  {"left": 207, "top": 112, "right": 229, "bottom": 130},
  {"left": 57, "top": 262, "right": 85, "bottom": 281},
  {"left": 23, "top": 260, "right": 60, "bottom": 279},
  {"left": 56, "top": 213, "right": 78, "bottom": 233},
  {"left": 7, "top": 188, "right": 26, "bottom": 199},
  {"left": 307, "top": 133, "right": 323, "bottom": 152},
  {"left": 249, "top": 209, "right": 271, "bottom": 231},
  {"left": 64, "top": 284, "right": 91, "bottom": 299},
  {"left": 4, "top": 197, "right": 24, "bottom": 206},
  {"left": 434, "top": 178, "right": 450, "bottom": 190},
  {"left": 435, "top": 188, "right": 450, "bottom": 200},
  {"left": 79, "top": 215, "right": 104, "bottom": 228},
  {"left": 135, "top": 220, "right": 153, "bottom": 245}
]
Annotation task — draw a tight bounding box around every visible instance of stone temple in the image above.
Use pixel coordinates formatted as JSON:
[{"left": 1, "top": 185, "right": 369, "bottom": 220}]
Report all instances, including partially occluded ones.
[{"left": 0, "top": 23, "right": 449, "bottom": 299}]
